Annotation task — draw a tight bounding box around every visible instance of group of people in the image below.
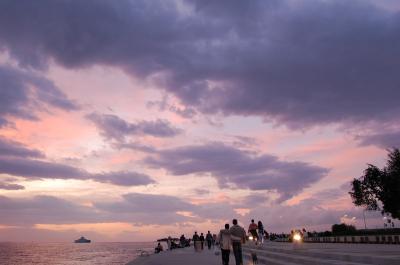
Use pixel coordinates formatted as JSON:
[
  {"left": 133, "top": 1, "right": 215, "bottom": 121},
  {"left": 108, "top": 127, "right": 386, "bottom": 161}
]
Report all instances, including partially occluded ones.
[
  {"left": 248, "top": 219, "right": 266, "bottom": 244},
  {"left": 154, "top": 235, "right": 191, "bottom": 253},
  {"left": 218, "top": 219, "right": 267, "bottom": 265},
  {"left": 192, "top": 231, "right": 217, "bottom": 250},
  {"left": 155, "top": 218, "right": 267, "bottom": 265}
]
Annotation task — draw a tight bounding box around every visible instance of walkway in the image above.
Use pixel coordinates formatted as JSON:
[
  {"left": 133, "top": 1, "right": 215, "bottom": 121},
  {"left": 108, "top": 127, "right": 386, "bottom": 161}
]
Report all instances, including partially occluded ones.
[{"left": 127, "top": 242, "right": 400, "bottom": 265}]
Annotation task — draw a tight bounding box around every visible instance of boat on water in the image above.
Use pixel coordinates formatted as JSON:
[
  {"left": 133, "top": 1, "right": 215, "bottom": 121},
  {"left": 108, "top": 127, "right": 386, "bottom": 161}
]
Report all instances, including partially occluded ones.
[{"left": 74, "top": 236, "right": 91, "bottom": 243}]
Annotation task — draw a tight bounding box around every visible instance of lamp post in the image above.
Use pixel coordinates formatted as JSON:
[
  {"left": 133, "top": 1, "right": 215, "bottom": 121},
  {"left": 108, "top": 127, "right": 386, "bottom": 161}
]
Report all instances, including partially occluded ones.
[{"left": 363, "top": 210, "right": 367, "bottom": 229}]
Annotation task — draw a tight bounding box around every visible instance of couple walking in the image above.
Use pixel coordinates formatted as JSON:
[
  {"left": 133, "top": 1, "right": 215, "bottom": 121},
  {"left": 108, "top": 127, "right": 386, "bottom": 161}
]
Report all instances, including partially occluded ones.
[{"left": 218, "top": 219, "right": 246, "bottom": 265}]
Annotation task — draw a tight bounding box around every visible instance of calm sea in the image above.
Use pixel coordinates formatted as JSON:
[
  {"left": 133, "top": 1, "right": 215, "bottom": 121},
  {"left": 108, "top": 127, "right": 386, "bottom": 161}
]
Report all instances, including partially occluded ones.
[{"left": 0, "top": 242, "right": 155, "bottom": 265}]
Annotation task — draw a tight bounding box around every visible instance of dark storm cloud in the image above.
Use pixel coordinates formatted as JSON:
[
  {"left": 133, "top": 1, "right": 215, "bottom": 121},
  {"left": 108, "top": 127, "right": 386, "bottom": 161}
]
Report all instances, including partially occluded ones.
[
  {"left": 357, "top": 130, "right": 400, "bottom": 148},
  {"left": 1, "top": 0, "right": 399, "bottom": 127},
  {"left": 0, "top": 138, "right": 155, "bottom": 186},
  {"left": 0, "top": 65, "right": 79, "bottom": 127},
  {"left": 144, "top": 142, "right": 329, "bottom": 201},
  {"left": 86, "top": 112, "right": 182, "bottom": 140},
  {"left": 0, "top": 137, "right": 45, "bottom": 158}
]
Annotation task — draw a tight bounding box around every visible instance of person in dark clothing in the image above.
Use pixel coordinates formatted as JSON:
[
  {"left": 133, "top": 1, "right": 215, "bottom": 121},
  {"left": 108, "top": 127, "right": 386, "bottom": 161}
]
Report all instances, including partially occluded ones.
[
  {"left": 192, "top": 232, "right": 200, "bottom": 251},
  {"left": 199, "top": 233, "right": 205, "bottom": 250},
  {"left": 206, "top": 231, "right": 213, "bottom": 250},
  {"left": 154, "top": 242, "right": 163, "bottom": 253},
  {"left": 180, "top": 234, "right": 186, "bottom": 247},
  {"left": 218, "top": 224, "right": 231, "bottom": 265}
]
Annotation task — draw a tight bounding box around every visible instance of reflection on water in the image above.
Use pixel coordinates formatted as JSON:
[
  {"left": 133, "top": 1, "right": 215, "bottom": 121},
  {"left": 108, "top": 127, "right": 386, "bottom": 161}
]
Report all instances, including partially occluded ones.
[{"left": 0, "top": 242, "right": 154, "bottom": 265}]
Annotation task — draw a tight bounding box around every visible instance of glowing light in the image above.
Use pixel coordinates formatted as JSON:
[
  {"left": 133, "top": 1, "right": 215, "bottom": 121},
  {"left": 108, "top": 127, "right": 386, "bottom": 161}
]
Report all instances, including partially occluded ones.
[
  {"left": 249, "top": 235, "right": 253, "bottom": 240},
  {"left": 293, "top": 233, "right": 302, "bottom": 241}
]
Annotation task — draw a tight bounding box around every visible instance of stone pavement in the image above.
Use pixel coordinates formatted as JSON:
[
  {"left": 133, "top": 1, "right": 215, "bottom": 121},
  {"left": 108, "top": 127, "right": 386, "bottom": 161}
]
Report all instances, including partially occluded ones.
[
  {"left": 126, "top": 247, "right": 226, "bottom": 265},
  {"left": 243, "top": 242, "right": 400, "bottom": 265},
  {"left": 127, "top": 242, "right": 400, "bottom": 265}
]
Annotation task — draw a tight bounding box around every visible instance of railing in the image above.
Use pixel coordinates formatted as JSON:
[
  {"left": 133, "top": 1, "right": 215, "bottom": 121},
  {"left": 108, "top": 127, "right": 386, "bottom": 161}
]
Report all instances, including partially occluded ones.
[{"left": 303, "top": 235, "right": 400, "bottom": 244}]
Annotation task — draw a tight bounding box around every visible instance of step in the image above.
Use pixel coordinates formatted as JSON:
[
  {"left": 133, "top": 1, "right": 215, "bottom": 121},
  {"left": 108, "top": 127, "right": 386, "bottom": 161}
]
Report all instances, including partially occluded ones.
[
  {"left": 243, "top": 248, "right": 369, "bottom": 265},
  {"left": 243, "top": 245, "right": 398, "bottom": 265}
]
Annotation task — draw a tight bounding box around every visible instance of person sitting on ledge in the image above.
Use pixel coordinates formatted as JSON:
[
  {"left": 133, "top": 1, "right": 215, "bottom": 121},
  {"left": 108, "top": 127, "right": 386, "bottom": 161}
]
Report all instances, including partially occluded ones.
[{"left": 154, "top": 242, "right": 163, "bottom": 253}]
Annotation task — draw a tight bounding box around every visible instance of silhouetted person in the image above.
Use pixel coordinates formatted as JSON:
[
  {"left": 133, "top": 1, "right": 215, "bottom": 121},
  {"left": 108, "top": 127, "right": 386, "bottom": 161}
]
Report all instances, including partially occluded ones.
[
  {"left": 248, "top": 219, "right": 258, "bottom": 241},
  {"left": 154, "top": 242, "right": 163, "bottom": 253},
  {"left": 230, "top": 219, "right": 246, "bottom": 265},
  {"left": 180, "top": 234, "right": 186, "bottom": 247},
  {"left": 219, "top": 224, "right": 232, "bottom": 265},
  {"left": 167, "top": 236, "right": 172, "bottom": 251},
  {"left": 206, "top": 231, "right": 213, "bottom": 249},
  {"left": 200, "top": 233, "right": 205, "bottom": 250},
  {"left": 212, "top": 233, "right": 217, "bottom": 248},
  {"left": 258, "top": 221, "right": 264, "bottom": 244},
  {"left": 192, "top": 232, "right": 200, "bottom": 251}
]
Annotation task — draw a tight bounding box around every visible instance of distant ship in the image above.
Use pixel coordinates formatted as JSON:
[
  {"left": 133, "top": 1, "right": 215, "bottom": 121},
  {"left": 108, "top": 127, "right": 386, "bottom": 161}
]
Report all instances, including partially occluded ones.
[{"left": 74, "top": 236, "right": 91, "bottom": 243}]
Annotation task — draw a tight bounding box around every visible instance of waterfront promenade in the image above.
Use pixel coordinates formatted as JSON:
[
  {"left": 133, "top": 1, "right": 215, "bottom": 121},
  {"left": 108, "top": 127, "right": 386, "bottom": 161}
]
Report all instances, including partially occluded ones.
[{"left": 127, "top": 242, "right": 400, "bottom": 265}]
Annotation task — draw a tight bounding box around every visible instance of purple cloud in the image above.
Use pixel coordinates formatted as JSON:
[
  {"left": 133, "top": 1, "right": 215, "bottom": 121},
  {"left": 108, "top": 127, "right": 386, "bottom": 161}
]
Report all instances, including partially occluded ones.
[
  {"left": 0, "top": 181, "right": 25, "bottom": 190},
  {"left": 0, "top": 65, "right": 79, "bottom": 127},
  {"left": 144, "top": 142, "right": 329, "bottom": 201},
  {"left": 147, "top": 97, "right": 197, "bottom": 119},
  {"left": 0, "top": 137, "right": 45, "bottom": 158},
  {"left": 357, "top": 130, "right": 400, "bottom": 149},
  {"left": 93, "top": 192, "right": 238, "bottom": 222},
  {"left": 0, "top": 192, "right": 236, "bottom": 226},
  {"left": 114, "top": 141, "right": 157, "bottom": 153},
  {"left": 0, "top": 1, "right": 399, "bottom": 127},
  {"left": 0, "top": 195, "right": 103, "bottom": 225},
  {"left": 95, "top": 193, "right": 194, "bottom": 213},
  {"left": 93, "top": 171, "right": 156, "bottom": 186},
  {"left": 0, "top": 157, "right": 155, "bottom": 187},
  {"left": 86, "top": 112, "right": 182, "bottom": 141},
  {"left": 0, "top": 138, "right": 155, "bottom": 187}
]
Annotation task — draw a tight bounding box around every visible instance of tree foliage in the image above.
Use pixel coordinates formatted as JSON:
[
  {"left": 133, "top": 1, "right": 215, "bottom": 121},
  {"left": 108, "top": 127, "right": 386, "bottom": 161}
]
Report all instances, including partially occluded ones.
[
  {"left": 349, "top": 148, "right": 400, "bottom": 219},
  {"left": 332, "top": 223, "right": 356, "bottom": 235}
]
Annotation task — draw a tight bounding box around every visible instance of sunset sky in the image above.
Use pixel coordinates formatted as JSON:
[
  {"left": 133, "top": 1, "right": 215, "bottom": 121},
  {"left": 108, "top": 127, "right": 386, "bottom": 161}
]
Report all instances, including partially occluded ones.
[{"left": 1, "top": 0, "right": 400, "bottom": 242}]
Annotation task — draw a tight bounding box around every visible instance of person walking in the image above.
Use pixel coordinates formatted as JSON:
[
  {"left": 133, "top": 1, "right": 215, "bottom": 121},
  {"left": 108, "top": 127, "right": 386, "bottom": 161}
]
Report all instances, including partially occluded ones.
[
  {"left": 248, "top": 219, "right": 258, "bottom": 241},
  {"left": 257, "top": 221, "right": 264, "bottom": 244},
  {"left": 192, "top": 232, "right": 200, "bottom": 251},
  {"left": 212, "top": 233, "right": 217, "bottom": 249},
  {"left": 218, "top": 224, "right": 232, "bottom": 265},
  {"left": 206, "top": 231, "right": 213, "bottom": 250},
  {"left": 199, "top": 233, "right": 205, "bottom": 250},
  {"left": 167, "top": 236, "right": 172, "bottom": 251},
  {"left": 230, "top": 219, "right": 246, "bottom": 265}
]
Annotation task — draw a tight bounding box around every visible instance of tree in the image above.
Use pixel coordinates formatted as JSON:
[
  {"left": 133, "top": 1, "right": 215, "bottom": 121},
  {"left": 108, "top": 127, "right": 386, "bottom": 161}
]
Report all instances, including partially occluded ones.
[
  {"left": 349, "top": 148, "right": 400, "bottom": 220},
  {"left": 332, "top": 223, "right": 356, "bottom": 235}
]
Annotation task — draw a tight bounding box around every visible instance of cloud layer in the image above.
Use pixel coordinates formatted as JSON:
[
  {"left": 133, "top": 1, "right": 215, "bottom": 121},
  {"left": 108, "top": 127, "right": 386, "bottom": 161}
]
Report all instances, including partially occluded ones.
[
  {"left": 0, "top": 138, "right": 155, "bottom": 187},
  {"left": 0, "top": 0, "right": 399, "bottom": 128},
  {"left": 144, "top": 142, "right": 329, "bottom": 201},
  {"left": 0, "top": 65, "right": 79, "bottom": 127},
  {"left": 87, "top": 112, "right": 182, "bottom": 141}
]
